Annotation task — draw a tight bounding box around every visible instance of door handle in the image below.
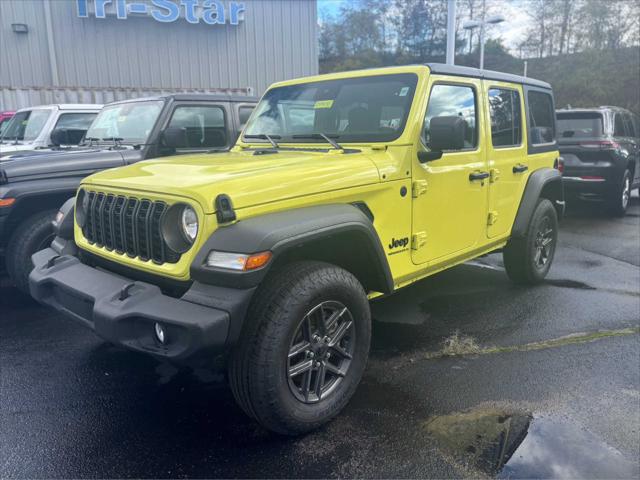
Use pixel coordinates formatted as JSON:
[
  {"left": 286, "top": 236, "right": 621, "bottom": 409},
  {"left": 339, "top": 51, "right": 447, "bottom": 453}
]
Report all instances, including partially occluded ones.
[
  {"left": 513, "top": 164, "right": 528, "bottom": 174},
  {"left": 469, "top": 171, "right": 490, "bottom": 181}
]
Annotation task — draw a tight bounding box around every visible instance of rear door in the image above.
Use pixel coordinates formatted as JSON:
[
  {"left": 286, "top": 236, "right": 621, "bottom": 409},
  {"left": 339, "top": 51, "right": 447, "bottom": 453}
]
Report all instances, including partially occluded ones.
[
  {"left": 483, "top": 81, "right": 528, "bottom": 238},
  {"left": 411, "top": 77, "right": 488, "bottom": 265}
]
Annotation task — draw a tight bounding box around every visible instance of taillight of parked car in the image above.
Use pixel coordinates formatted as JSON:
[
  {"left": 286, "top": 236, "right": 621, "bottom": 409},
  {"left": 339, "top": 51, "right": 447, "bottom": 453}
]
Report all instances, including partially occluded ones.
[
  {"left": 554, "top": 157, "right": 564, "bottom": 174},
  {"left": 579, "top": 140, "right": 620, "bottom": 150}
]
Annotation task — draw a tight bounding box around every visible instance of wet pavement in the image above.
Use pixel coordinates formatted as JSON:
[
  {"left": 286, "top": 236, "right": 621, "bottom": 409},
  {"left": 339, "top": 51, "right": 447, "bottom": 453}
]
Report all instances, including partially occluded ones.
[{"left": 1, "top": 195, "right": 639, "bottom": 478}]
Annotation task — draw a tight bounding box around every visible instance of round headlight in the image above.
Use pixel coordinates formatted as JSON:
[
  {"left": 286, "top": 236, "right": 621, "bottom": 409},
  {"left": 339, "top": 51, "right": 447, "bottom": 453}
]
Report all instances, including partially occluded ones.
[
  {"left": 181, "top": 206, "right": 198, "bottom": 243},
  {"left": 161, "top": 203, "right": 198, "bottom": 254},
  {"left": 76, "top": 189, "right": 88, "bottom": 227}
]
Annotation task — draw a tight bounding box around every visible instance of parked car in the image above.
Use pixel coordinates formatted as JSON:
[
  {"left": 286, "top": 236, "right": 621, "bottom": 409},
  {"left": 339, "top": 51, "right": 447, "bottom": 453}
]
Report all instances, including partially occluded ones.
[
  {"left": 0, "top": 104, "right": 102, "bottom": 156},
  {"left": 0, "top": 111, "right": 15, "bottom": 137},
  {"left": 556, "top": 106, "right": 639, "bottom": 216},
  {"left": 30, "top": 64, "right": 563, "bottom": 435},
  {"left": 0, "top": 94, "right": 256, "bottom": 291}
]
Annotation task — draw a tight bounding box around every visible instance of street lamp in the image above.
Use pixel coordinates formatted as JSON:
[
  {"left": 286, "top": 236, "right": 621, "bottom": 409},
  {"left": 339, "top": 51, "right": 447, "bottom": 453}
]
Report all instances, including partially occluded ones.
[{"left": 463, "top": 14, "right": 505, "bottom": 70}]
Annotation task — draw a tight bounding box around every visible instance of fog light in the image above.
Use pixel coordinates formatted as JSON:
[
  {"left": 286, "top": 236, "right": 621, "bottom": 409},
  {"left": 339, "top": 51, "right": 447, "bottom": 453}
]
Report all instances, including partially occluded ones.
[{"left": 154, "top": 322, "right": 166, "bottom": 345}]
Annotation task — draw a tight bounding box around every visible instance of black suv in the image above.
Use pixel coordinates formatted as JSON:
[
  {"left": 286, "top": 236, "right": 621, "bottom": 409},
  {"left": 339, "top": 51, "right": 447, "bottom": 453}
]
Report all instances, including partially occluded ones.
[
  {"left": 556, "top": 106, "right": 639, "bottom": 216},
  {"left": 0, "top": 94, "right": 256, "bottom": 292}
]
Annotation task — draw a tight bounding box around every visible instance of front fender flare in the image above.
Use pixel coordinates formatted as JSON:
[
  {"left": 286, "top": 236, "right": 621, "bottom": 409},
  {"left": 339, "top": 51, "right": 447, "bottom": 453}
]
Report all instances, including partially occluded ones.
[{"left": 190, "top": 203, "right": 393, "bottom": 293}]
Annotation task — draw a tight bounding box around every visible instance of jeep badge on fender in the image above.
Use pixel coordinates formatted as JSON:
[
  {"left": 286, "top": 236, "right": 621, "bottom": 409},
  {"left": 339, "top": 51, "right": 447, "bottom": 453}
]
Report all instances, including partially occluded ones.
[
  {"left": 389, "top": 237, "right": 409, "bottom": 249},
  {"left": 30, "top": 64, "right": 563, "bottom": 435}
]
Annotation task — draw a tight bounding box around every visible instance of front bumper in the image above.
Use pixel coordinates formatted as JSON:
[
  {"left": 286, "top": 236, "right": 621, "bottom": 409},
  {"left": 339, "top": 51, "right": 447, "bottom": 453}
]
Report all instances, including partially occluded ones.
[{"left": 29, "top": 248, "right": 242, "bottom": 361}]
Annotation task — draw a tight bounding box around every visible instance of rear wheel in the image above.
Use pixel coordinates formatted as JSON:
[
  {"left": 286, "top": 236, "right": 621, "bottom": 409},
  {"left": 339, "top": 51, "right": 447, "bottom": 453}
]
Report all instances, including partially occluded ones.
[
  {"left": 503, "top": 199, "right": 558, "bottom": 285},
  {"left": 228, "top": 261, "right": 371, "bottom": 435},
  {"left": 6, "top": 210, "right": 57, "bottom": 294},
  {"left": 607, "top": 169, "right": 631, "bottom": 217}
]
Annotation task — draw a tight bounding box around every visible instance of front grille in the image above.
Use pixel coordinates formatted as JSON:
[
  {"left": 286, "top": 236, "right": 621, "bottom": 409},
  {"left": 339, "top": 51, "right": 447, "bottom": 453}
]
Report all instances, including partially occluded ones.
[{"left": 82, "top": 191, "right": 180, "bottom": 264}]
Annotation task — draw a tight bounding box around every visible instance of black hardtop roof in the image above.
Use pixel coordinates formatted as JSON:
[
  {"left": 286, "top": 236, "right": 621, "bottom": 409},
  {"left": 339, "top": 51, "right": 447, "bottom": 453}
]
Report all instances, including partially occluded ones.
[
  {"left": 107, "top": 93, "right": 258, "bottom": 106},
  {"left": 425, "top": 63, "right": 552, "bottom": 89},
  {"left": 556, "top": 106, "right": 634, "bottom": 114}
]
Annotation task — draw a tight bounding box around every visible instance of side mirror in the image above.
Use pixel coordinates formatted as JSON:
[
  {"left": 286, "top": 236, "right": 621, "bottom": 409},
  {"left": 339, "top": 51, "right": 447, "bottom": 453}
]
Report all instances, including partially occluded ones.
[
  {"left": 162, "top": 127, "right": 188, "bottom": 149},
  {"left": 50, "top": 128, "right": 87, "bottom": 147},
  {"left": 418, "top": 116, "right": 467, "bottom": 163},
  {"left": 50, "top": 128, "right": 70, "bottom": 147}
]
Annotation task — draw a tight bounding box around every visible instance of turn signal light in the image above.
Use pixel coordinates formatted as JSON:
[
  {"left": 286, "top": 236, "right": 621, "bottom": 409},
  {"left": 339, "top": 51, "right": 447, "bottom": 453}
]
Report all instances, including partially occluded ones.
[
  {"left": 0, "top": 197, "right": 16, "bottom": 207},
  {"left": 244, "top": 251, "right": 272, "bottom": 271},
  {"left": 206, "top": 250, "right": 272, "bottom": 271}
]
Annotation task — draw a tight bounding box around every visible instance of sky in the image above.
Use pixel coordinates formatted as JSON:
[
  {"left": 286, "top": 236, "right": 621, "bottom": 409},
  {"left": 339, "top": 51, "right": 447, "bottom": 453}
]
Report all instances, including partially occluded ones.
[{"left": 317, "top": 0, "right": 531, "bottom": 53}]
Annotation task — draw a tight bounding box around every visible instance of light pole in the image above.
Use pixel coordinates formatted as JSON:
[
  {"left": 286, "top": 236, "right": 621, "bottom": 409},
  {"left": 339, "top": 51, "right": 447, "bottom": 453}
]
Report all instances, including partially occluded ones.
[
  {"left": 462, "top": 14, "right": 505, "bottom": 70},
  {"left": 446, "top": 0, "right": 456, "bottom": 65}
]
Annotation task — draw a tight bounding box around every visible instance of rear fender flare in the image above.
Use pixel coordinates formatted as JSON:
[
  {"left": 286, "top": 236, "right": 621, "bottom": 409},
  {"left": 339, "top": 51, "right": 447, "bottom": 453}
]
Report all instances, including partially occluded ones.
[{"left": 512, "top": 168, "right": 564, "bottom": 238}]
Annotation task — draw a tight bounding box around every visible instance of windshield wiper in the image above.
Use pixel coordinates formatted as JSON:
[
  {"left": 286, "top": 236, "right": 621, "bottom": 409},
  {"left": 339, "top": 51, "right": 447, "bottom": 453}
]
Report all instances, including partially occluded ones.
[
  {"left": 244, "top": 134, "right": 281, "bottom": 148},
  {"left": 82, "top": 136, "right": 101, "bottom": 147},
  {"left": 102, "top": 137, "right": 124, "bottom": 149},
  {"left": 292, "top": 133, "right": 343, "bottom": 150}
]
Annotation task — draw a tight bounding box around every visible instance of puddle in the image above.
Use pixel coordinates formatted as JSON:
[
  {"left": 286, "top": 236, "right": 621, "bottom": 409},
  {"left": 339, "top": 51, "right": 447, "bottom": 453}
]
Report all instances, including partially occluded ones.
[
  {"left": 546, "top": 279, "right": 596, "bottom": 290},
  {"left": 424, "top": 408, "right": 639, "bottom": 479}
]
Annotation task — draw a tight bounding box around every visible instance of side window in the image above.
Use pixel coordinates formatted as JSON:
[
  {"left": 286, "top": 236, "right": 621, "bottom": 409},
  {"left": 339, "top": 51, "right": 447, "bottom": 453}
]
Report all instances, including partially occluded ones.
[
  {"left": 54, "top": 112, "right": 97, "bottom": 131},
  {"left": 423, "top": 84, "right": 477, "bottom": 149},
  {"left": 527, "top": 91, "right": 555, "bottom": 144},
  {"left": 168, "top": 106, "right": 227, "bottom": 148},
  {"left": 238, "top": 106, "right": 254, "bottom": 128},
  {"left": 613, "top": 113, "right": 626, "bottom": 137},
  {"left": 488, "top": 88, "right": 522, "bottom": 147},
  {"left": 622, "top": 113, "right": 635, "bottom": 137}
]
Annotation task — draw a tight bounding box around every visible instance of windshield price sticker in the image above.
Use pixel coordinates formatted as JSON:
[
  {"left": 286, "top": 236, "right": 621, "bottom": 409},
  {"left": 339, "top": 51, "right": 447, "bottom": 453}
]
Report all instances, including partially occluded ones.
[{"left": 314, "top": 100, "right": 334, "bottom": 109}]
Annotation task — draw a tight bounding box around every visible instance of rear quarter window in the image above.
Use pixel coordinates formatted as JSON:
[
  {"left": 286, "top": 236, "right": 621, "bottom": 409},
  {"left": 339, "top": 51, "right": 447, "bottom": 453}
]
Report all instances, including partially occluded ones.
[{"left": 527, "top": 91, "right": 555, "bottom": 145}]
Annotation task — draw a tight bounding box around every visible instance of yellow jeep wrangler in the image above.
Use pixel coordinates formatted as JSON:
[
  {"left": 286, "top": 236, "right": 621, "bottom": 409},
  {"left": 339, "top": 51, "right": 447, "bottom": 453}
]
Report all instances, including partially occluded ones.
[{"left": 30, "top": 64, "right": 564, "bottom": 434}]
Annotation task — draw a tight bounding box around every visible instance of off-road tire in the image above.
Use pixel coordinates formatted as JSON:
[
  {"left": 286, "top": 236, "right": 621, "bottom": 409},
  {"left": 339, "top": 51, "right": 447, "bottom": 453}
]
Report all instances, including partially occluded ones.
[
  {"left": 228, "top": 261, "right": 371, "bottom": 435},
  {"left": 607, "top": 169, "right": 631, "bottom": 217},
  {"left": 503, "top": 198, "right": 558, "bottom": 285},
  {"left": 6, "top": 210, "right": 57, "bottom": 294}
]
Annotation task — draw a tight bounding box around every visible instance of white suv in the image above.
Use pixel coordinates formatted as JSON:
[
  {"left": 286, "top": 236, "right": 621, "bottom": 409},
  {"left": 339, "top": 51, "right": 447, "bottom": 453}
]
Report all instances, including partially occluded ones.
[{"left": 0, "top": 104, "right": 102, "bottom": 156}]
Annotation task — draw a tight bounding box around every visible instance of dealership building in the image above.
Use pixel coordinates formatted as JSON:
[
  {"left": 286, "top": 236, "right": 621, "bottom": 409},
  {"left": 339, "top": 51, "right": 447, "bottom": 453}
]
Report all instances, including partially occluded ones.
[{"left": 0, "top": 0, "right": 318, "bottom": 110}]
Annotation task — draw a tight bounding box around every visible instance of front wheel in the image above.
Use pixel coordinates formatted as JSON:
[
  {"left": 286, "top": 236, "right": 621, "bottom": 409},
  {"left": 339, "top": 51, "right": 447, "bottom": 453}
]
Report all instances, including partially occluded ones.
[
  {"left": 6, "top": 210, "right": 57, "bottom": 294},
  {"left": 228, "top": 261, "right": 371, "bottom": 435},
  {"left": 503, "top": 198, "right": 558, "bottom": 285}
]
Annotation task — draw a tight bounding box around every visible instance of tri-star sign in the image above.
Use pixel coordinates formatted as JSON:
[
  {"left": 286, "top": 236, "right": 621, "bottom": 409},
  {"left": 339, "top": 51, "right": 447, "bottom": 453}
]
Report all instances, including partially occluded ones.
[{"left": 76, "top": 0, "right": 246, "bottom": 26}]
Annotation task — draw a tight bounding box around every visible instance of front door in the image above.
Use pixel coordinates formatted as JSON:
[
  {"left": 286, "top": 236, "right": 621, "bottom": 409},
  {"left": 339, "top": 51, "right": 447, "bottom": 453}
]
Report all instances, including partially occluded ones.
[
  {"left": 484, "top": 82, "right": 529, "bottom": 238},
  {"left": 412, "top": 78, "right": 489, "bottom": 265}
]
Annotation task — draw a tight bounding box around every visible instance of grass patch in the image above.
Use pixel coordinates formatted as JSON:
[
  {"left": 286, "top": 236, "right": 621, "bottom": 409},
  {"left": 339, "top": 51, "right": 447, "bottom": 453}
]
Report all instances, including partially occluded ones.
[{"left": 439, "top": 330, "right": 482, "bottom": 357}]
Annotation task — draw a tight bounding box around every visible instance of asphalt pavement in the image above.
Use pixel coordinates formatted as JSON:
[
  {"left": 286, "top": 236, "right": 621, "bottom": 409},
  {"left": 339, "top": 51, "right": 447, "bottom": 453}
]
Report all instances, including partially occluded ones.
[{"left": 1, "top": 194, "right": 639, "bottom": 478}]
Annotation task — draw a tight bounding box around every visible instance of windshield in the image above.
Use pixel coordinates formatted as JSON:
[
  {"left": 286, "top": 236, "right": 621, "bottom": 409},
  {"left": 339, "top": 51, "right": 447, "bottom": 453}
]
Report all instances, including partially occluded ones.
[
  {"left": 0, "top": 117, "right": 11, "bottom": 136},
  {"left": 557, "top": 112, "right": 604, "bottom": 138},
  {"left": 85, "top": 100, "right": 163, "bottom": 144},
  {"left": 0, "top": 109, "right": 52, "bottom": 142},
  {"left": 244, "top": 73, "right": 418, "bottom": 143}
]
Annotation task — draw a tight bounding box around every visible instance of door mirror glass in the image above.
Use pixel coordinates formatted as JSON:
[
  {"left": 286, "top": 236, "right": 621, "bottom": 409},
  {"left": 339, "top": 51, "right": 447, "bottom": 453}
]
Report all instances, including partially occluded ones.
[
  {"left": 50, "top": 127, "right": 87, "bottom": 147},
  {"left": 418, "top": 116, "right": 467, "bottom": 163},
  {"left": 161, "top": 126, "right": 189, "bottom": 149},
  {"left": 429, "top": 115, "right": 467, "bottom": 151}
]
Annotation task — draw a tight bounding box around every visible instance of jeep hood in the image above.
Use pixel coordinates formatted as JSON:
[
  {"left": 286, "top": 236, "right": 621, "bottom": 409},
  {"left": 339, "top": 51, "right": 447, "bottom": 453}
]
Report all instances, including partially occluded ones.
[{"left": 84, "top": 149, "right": 381, "bottom": 213}]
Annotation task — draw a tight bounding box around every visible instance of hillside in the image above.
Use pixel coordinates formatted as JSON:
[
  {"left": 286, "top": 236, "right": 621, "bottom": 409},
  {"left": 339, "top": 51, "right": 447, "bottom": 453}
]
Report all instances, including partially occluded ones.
[
  {"left": 321, "top": 46, "right": 640, "bottom": 115},
  {"left": 459, "top": 46, "right": 640, "bottom": 115}
]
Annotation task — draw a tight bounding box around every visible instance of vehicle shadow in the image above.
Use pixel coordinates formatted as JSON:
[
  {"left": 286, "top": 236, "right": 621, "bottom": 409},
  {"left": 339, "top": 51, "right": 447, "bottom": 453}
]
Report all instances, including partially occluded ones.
[{"left": 563, "top": 191, "right": 640, "bottom": 219}]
